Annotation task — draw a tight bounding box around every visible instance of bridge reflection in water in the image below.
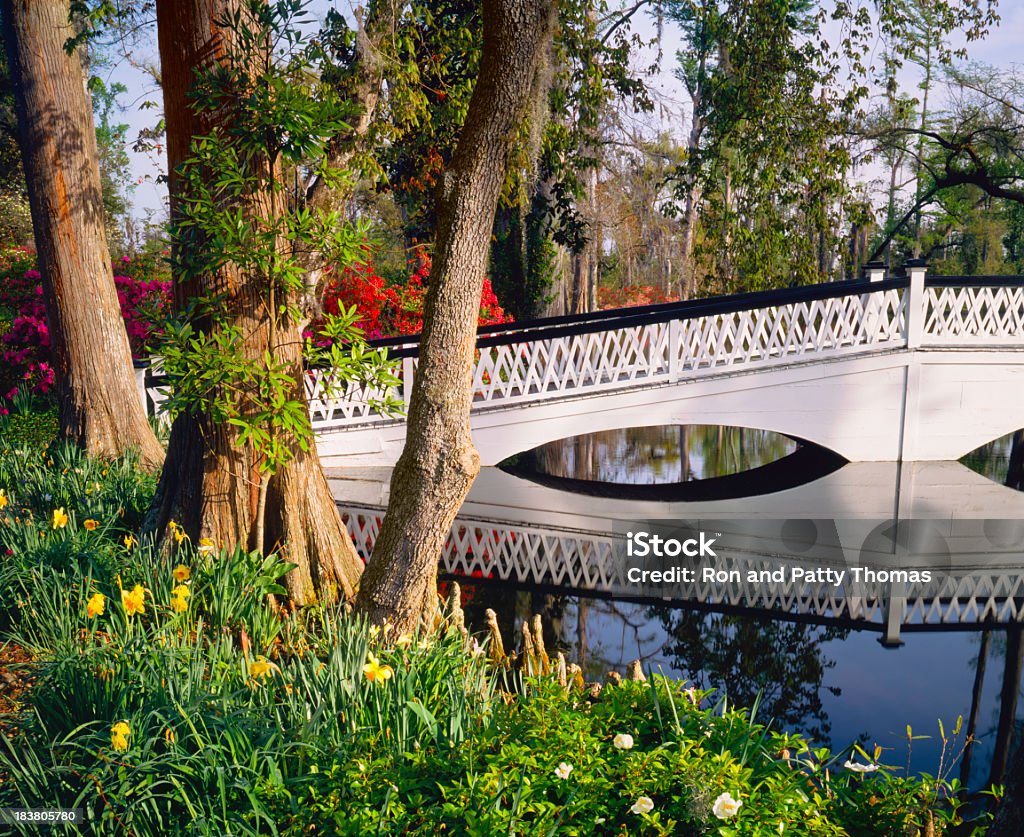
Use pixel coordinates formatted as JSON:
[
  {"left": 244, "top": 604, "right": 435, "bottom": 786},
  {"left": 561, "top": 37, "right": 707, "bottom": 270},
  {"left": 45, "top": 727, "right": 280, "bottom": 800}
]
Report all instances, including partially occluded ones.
[
  {"left": 331, "top": 455, "right": 1024, "bottom": 787},
  {"left": 334, "top": 460, "right": 1024, "bottom": 644}
]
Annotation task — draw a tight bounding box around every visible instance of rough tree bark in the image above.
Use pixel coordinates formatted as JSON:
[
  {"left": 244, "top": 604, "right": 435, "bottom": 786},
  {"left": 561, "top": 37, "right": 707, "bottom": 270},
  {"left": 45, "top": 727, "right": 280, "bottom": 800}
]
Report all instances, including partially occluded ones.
[
  {"left": 1, "top": 0, "right": 164, "bottom": 469},
  {"left": 151, "top": 0, "right": 362, "bottom": 602},
  {"left": 356, "top": 0, "right": 557, "bottom": 631}
]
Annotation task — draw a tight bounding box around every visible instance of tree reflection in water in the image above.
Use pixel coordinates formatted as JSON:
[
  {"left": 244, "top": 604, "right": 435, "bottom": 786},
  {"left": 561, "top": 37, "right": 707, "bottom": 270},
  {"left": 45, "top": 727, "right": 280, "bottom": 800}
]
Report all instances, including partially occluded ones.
[
  {"left": 652, "top": 610, "right": 847, "bottom": 742},
  {"left": 512, "top": 425, "right": 800, "bottom": 485}
]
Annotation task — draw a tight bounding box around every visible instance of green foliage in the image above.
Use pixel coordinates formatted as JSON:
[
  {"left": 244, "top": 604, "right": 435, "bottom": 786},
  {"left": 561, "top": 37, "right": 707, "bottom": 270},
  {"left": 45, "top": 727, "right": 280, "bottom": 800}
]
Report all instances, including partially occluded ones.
[
  {"left": 160, "top": 0, "right": 401, "bottom": 539},
  {"left": 0, "top": 402, "right": 58, "bottom": 449},
  {"left": 667, "top": 0, "right": 853, "bottom": 291},
  {"left": 0, "top": 445, "right": 1000, "bottom": 836}
]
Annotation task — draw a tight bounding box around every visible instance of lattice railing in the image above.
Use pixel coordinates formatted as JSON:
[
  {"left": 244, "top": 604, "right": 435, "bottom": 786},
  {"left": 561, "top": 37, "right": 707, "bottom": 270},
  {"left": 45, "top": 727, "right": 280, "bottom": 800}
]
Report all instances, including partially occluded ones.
[
  {"left": 341, "top": 506, "right": 1024, "bottom": 629},
  {"left": 138, "top": 273, "right": 1024, "bottom": 429},
  {"left": 922, "top": 282, "right": 1024, "bottom": 344},
  {"left": 308, "top": 281, "right": 909, "bottom": 430}
]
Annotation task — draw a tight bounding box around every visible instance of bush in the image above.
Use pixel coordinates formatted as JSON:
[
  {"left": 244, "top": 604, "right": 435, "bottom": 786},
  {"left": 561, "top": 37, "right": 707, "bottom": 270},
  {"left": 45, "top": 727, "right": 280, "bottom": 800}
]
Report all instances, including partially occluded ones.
[
  {"left": 0, "top": 256, "right": 172, "bottom": 415},
  {"left": 597, "top": 284, "right": 677, "bottom": 309},
  {"left": 319, "top": 248, "right": 512, "bottom": 340},
  {"left": 0, "top": 445, "right": 999, "bottom": 835}
]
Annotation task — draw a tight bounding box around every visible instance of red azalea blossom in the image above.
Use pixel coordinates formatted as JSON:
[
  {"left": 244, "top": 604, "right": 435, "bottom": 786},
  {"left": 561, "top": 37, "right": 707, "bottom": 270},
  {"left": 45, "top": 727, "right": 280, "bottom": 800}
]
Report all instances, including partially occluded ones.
[
  {"left": 317, "top": 248, "right": 512, "bottom": 341},
  {"left": 597, "top": 285, "right": 677, "bottom": 309}
]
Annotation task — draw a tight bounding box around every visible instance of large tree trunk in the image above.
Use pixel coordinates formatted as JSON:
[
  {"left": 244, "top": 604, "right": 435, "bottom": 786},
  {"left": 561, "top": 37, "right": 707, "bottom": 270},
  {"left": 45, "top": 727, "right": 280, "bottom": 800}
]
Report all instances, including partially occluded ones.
[
  {"left": 151, "top": 0, "right": 362, "bottom": 602},
  {"left": 356, "top": 0, "right": 557, "bottom": 632},
  {"left": 1, "top": 0, "right": 163, "bottom": 469}
]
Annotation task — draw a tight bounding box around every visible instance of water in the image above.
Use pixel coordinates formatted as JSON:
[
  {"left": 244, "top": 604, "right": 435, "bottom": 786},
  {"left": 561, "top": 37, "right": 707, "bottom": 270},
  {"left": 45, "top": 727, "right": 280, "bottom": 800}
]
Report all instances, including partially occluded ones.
[{"left": 336, "top": 425, "right": 1024, "bottom": 789}]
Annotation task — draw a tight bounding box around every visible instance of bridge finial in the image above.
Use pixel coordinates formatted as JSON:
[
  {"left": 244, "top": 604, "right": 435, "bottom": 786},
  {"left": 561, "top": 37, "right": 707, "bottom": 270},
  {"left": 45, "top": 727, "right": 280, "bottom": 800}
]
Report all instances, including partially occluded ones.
[{"left": 862, "top": 260, "right": 886, "bottom": 282}]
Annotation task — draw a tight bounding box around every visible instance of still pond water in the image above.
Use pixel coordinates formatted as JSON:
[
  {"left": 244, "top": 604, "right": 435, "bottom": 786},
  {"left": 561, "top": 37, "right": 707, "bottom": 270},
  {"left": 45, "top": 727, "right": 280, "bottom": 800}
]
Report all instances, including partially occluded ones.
[{"left": 439, "top": 426, "right": 1024, "bottom": 791}]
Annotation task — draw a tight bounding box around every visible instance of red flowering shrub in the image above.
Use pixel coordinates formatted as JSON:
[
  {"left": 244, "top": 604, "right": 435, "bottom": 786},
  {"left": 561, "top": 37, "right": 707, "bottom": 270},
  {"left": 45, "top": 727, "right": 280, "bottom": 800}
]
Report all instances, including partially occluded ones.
[
  {"left": 319, "top": 248, "right": 512, "bottom": 340},
  {"left": 113, "top": 272, "right": 173, "bottom": 357},
  {"left": 597, "top": 284, "right": 677, "bottom": 309}
]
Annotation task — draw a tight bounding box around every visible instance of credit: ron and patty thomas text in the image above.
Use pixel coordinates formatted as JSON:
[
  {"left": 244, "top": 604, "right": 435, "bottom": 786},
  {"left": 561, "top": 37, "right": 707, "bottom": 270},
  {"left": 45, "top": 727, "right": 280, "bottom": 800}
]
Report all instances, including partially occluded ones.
[{"left": 623, "top": 530, "right": 934, "bottom": 586}]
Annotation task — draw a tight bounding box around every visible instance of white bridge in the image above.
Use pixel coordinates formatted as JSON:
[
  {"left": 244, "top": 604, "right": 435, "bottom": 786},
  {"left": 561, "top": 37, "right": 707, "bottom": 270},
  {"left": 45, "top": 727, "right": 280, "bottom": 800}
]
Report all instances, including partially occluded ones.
[
  {"left": 331, "top": 460, "right": 1024, "bottom": 644},
  {"left": 137, "top": 266, "right": 1024, "bottom": 466},
  {"left": 304, "top": 265, "right": 1024, "bottom": 467}
]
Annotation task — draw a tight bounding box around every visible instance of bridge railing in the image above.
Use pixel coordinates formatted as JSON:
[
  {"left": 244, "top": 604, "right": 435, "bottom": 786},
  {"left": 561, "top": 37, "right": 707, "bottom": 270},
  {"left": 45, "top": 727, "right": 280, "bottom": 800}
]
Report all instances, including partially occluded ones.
[
  {"left": 922, "top": 275, "right": 1024, "bottom": 345},
  {"left": 340, "top": 505, "right": 1024, "bottom": 638},
  {"left": 306, "top": 276, "right": 913, "bottom": 429},
  {"left": 139, "top": 268, "right": 1024, "bottom": 428}
]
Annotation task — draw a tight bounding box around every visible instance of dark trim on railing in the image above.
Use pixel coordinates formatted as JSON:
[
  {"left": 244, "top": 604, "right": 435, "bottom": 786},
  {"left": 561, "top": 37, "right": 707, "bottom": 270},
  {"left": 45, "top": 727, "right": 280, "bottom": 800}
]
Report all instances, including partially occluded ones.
[
  {"left": 925, "top": 275, "right": 1024, "bottom": 288},
  {"left": 369, "top": 277, "right": 910, "bottom": 358}
]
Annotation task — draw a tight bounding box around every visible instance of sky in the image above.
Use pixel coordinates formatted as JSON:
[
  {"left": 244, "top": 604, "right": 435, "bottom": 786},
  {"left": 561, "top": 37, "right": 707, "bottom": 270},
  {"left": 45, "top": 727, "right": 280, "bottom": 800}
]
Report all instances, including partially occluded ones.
[{"left": 102, "top": 0, "right": 1024, "bottom": 227}]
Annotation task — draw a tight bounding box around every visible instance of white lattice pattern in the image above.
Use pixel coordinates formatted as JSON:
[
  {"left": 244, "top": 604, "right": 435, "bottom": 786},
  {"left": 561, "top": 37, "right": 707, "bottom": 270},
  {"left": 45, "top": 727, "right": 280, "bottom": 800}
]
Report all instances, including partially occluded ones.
[
  {"left": 140, "top": 279, "right": 1024, "bottom": 432},
  {"left": 341, "top": 507, "right": 1024, "bottom": 629},
  {"left": 923, "top": 285, "right": 1024, "bottom": 342},
  {"left": 309, "top": 286, "right": 908, "bottom": 430}
]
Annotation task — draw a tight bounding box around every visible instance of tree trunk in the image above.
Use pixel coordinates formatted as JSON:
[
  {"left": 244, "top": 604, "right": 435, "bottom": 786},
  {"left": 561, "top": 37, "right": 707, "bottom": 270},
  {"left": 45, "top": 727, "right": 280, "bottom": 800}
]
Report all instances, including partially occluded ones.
[
  {"left": 1, "top": 0, "right": 163, "bottom": 469},
  {"left": 356, "top": 0, "right": 557, "bottom": 632},
  {"left": 989, "top": 626, "right": 1024, "bottom": 787},
  {"left": 151, "top": 0, "right": 362, "bottom": 603},
  {"left": 960, "top": 629, "right": 990, "bottom": 789}
]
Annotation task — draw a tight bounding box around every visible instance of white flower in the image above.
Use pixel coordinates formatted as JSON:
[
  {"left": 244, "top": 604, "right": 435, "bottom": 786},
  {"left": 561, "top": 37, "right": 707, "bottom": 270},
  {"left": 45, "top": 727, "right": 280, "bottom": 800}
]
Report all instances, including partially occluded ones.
[
  {"left": 469, "top": 638, "right": 485, "bottom": 657},
  {"left": 554, "top": 762, "right": 573, "bottom": 780},
  {"left": 630, "top": 796, "right": 654, "bottom": 815},
  {"left": 713, "top": 792, "right": 742, "bottom": 819},
  {"left": 613, "top": 733, "right": 634, "bottom": 750},
  {"left": 843, "top": 759, "right": 879, "bottom": 773},
  {"left": 594, "top": 817, "right": 606, "bottom": 825}
]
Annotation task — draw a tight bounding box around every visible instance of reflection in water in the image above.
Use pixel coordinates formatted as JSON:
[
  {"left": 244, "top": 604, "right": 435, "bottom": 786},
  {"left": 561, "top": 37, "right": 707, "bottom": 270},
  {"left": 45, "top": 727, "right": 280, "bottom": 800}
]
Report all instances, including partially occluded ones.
[
  {"left": 962, "top": 429, "right": 1024, "bottom": 491},
  {"left": 503, "top": 425, "right": 800, "bottom": 484},
  {"left": 476, "top": 427, "right": 1024, "bottom": 791},
  {"left": 654, "top": 611, "right": 845, "bottom": 741}
]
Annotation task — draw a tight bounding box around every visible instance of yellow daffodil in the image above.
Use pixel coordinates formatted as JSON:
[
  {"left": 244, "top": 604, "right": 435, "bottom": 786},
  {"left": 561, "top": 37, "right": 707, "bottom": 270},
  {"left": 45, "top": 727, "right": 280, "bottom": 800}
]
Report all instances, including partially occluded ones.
[
  {"left": 172, "top": 564, "right": 191, "bottom": 582},
  {"left": 362, "top": 653, "right": 393, "bottom": 685},
  {"left": 51, "top": 507, "right": 69, "bottom": 529},
  {"left": 83, "top": 519, "right": 99, "bottom": 531},
  {"left": 249, "top": 655, "right": 274, "bottom": 680},
  {"left": 121, "top": 584, "right": 145, "bottom": 616},
  {"left": 173, "top": 527, "right": 186, "bottom": 544},
  {"left": 86, "top": 592, "right": 105, "bottom": 619},
  {"left": 170, "top": 585, "right": 190, "bottom": 614},
  {"left": 395, "top": 633, "right": 413, "bottom": 649},
  {"left": 198, "top": 537, "right": 215, "bottom": 554},
  {"left": 164, "top": 728, "right": 176, "bottom": 745},
  {"left": 111, "top": 721, "right": 131, "bottom": 752},
  {"left": 0, "top": 489, "right": 8, "bottom": 510},
  {"left": 123, "top": 534, "right": 137, "bottom": 550}
]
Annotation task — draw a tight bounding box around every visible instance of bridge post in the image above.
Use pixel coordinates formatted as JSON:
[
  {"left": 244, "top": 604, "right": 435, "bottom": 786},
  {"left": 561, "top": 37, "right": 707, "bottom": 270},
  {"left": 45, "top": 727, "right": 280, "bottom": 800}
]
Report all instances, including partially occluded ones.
[
  {"left": 402, "top": 355, "right": 415, "bottom": 405},
  {"left": 863, "top": 260, "right": 886, "bottom": 283},
  {"left": 668, "top": 320, "right": 681, "bottom": 382},
  {"left": 904, "top": 258, "right": 928, "bottom": 349},
  {"left": 879, "top": 582, "right": 907, "bottom": 648}
]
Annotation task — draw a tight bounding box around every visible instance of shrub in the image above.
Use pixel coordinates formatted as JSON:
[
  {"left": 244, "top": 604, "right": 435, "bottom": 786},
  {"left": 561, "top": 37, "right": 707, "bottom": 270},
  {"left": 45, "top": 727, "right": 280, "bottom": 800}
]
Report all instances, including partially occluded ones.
[
  {"left": 598, "top": 284, "right": 677, "bottom": 310},
  {"left": 0, "top": 258, "right": 171, "bottom": 413},
  {"left": 319, "top": 248, "right": 512, "bottom": 340},
  {"left": 0, "top": 445, "right": 999, "bottom": 836}
]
